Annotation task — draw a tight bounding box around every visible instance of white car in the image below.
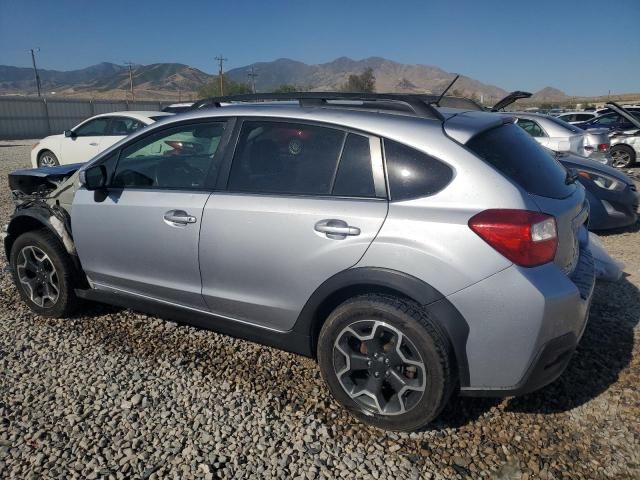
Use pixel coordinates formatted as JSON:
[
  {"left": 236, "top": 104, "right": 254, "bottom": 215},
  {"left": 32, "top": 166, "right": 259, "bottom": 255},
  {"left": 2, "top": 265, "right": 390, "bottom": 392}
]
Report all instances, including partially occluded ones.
[
  {"left": 31, "top": 111, "right": 173, "bottom": 168},
  {"left": 511, "top": 112, "right": 612, "bottom": 164},
  {"left": 556, "top": 111, "right": 597, "bottom": 125}
]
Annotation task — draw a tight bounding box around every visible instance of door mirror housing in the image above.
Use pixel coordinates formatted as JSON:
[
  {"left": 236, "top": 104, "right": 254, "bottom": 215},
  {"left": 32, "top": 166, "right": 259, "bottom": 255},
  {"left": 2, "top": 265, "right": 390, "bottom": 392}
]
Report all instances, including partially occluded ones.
[
  {"left": 81, "top": 165, "right": 107, "bottom": 190},
  {"left": 64, "top": 129, "right": 76, "bottom": 138}
]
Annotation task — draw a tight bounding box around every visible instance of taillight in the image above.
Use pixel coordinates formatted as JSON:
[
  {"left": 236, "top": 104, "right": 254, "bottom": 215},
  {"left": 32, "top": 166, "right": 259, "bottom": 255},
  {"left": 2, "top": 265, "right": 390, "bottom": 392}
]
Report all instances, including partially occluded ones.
[
  {"left": 597, "top": 143, "right": 609, "bottom": 151},
  {"left": 468, "top": 209, "right": 558, "bottom": 267}
]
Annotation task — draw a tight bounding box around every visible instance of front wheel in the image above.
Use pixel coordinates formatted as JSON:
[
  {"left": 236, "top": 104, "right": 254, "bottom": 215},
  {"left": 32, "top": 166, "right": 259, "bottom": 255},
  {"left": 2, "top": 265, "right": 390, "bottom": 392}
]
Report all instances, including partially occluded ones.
[
  {"left": 10, "top": 229, "right": 78, "bottom": 318},
  {"left": 317, "top": 294, "right": 456, "bottom": 431},
  {"left": 610, "top": 144, "right": 636, "bottom": 168},
  {"left": 38, "top": 150, "right": 59, "bottom": 167}
]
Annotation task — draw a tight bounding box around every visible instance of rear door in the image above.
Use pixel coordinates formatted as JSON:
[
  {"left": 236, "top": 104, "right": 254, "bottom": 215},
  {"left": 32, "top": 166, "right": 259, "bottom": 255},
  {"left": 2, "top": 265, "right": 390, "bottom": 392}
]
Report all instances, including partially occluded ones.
[
  {"left": 72, "top": 120, "right": 230, "bottom": 309},
  {"left": 199, "top": 119, "right": 388, "bottom": 331},
  {"left": 100, "top": 116, "right": 147, "bottom": 150}
]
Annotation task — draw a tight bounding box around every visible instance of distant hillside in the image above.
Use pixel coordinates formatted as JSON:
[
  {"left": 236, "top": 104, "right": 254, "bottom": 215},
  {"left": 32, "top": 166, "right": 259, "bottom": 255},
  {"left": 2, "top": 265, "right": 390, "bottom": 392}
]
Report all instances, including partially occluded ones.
[
  {"left": 531, "top": 87, "right": 568, "bottom": 102},
  {"left": 1, "top": 58, "right": 637, "bottom": 105},
  {"left": 0, "top": 62, "right": 210, "bottom": 99},
  {"left": 226, "top": 57, "right": 508, "bottom": 102}
]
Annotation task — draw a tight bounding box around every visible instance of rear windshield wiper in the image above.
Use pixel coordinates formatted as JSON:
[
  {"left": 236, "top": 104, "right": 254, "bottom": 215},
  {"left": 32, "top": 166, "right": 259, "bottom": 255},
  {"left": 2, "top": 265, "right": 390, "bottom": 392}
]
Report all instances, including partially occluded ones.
[{"left": 565, "top": 167, "right": 579, "bottom": 185}]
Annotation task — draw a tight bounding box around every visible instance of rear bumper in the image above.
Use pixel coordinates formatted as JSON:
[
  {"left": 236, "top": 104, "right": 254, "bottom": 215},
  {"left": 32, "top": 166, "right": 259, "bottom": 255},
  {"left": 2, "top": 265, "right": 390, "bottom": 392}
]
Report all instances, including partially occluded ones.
[{"left": 453, "top": 243, "right": 595, "bottom": 396}]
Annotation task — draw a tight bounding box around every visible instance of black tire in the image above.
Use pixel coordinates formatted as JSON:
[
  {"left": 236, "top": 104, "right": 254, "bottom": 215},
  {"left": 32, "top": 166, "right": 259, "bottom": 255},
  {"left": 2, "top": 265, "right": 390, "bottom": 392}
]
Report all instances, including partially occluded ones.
[
  {"left": 610, "top": 144, "right": 636, "bottom": 168},
  {"left": 38, "top": 150, "right": 59, "bottom": 167},
  {"left": 317, "top": 294, "right": 456, "bottom": 431},
  {"left": 9, "top": 229, "right": 78, "bottom": 318}
]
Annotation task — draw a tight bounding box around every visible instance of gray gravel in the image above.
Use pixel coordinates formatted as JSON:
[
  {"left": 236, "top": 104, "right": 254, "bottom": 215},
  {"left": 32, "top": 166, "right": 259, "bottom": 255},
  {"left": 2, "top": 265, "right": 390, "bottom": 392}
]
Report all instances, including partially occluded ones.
[{"left": 0, "top": 140, "right": 639, "bottom": 479}]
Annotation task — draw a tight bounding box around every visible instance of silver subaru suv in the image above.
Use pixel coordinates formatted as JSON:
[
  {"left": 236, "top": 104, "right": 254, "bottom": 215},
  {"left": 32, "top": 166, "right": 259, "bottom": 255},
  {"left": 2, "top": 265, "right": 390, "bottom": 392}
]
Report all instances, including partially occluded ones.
[{"left": 4, "top": 93, "right": 595, "bottom": 431}]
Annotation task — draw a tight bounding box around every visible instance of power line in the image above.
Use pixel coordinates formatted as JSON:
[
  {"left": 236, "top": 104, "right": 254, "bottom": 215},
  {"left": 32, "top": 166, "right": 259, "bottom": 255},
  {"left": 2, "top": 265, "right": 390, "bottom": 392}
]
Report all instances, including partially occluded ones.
[
  {"left": 215, "top": 55, "right": 228, "bottom": 95},
  {"left": 29, "top": 48, "right": 41, "bottom": 97},
  {"left": 247, "top": 67, "right": 258, "bottom": 94},
  {"left": 124, "top": 61, "right": 135, "bottom": 103}
]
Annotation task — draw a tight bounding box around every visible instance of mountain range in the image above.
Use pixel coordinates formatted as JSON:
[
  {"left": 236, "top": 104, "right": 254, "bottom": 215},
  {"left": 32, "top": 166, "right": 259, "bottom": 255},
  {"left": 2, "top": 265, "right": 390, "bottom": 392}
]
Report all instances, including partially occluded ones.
[{"left": 0, "top": 57, "right": 570, "bottom": 103}]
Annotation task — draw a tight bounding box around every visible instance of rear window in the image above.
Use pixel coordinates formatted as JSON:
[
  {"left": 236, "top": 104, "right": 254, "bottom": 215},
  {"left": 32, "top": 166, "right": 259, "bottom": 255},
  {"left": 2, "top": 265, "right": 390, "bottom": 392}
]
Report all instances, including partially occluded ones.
[
  {"left": 467, "top": 123, "right": 575, "bottom": 199},
  {"left": 545, "top": 116, "right": 583, "bottom": 134}
]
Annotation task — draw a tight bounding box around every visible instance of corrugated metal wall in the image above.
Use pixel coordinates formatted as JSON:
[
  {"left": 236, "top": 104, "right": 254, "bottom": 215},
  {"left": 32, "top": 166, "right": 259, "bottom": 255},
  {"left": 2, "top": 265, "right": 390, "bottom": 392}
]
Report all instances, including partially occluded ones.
[{"left": 0, "top": 97, "right": 173, "bottom": 139}]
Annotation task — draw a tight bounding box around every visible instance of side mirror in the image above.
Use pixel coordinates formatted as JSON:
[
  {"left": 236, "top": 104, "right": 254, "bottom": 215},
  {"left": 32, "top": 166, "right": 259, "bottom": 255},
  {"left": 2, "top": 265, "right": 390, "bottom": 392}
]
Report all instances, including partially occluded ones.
[
  {"left": 81, "top": 165, "right": 107, "bottom": 190},
  {"left": 64, "top": 130, "right": 76, "bottom": 138}
]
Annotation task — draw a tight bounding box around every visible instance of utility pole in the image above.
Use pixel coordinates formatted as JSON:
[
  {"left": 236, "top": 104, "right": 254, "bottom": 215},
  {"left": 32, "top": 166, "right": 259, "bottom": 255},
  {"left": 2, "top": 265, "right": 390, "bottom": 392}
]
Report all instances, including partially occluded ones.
[
  {"left": 30, "top": 48, "right": 42, "bottom": 97},
  {"left": 124, "top": 61, "right": 135, "bottom": 102},
  {"left": 247, "top": 67, "right": 258, "bottom": 94},
  {"left": 215, "top": 55, "right": 227, "bottom": 95}
]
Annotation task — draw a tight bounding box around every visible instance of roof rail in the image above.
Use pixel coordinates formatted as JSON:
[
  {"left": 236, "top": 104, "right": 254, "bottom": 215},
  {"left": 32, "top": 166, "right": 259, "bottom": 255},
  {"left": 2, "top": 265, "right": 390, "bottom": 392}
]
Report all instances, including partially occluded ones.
[{"left": 189, "top": 92, "right": 446, "bottom": 121}]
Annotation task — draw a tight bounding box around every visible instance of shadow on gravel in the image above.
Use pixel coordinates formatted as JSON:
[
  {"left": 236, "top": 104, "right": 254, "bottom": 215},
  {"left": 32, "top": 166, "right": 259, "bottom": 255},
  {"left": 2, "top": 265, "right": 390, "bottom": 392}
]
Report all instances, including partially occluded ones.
[
  {"left": 505, "top": 275, "right": 639, "bottom": 414},
  {"left": 595, "top": 221, "right": 640, "bottom": 236}
]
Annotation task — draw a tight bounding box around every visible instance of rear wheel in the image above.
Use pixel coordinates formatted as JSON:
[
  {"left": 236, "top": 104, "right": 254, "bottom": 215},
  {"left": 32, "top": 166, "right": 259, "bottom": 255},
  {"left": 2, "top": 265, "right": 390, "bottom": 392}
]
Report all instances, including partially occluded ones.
[
  {"left": 38, "top": 150, "right": 59, "bottom": 167},
  {"left": 317, "top": 294, "right": 456, "bottom": 431},
  {"left": 610, "top": 144, "right": 636, "bottom": 168},
  {"left": 10, "top": 229, "right": 77, "bottom": 318}
]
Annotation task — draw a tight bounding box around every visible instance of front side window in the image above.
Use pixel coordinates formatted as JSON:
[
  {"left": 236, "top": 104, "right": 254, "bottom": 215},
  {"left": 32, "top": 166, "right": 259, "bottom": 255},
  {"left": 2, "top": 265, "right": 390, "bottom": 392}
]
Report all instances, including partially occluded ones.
[
  {"left": 74, "top": 118, "right": 110, "bottom": 136},
  {"left": 228, "top": 121, "right": 345, "bottom": 195},
  {"left": 516, "top": 118, "right": 546, "bottom": 137},
  {"left": 112, "top": 122, "right": 225, "bottom": 189},
  {"left": 108, "top": 117, "right": 146, "bottom": 136}
]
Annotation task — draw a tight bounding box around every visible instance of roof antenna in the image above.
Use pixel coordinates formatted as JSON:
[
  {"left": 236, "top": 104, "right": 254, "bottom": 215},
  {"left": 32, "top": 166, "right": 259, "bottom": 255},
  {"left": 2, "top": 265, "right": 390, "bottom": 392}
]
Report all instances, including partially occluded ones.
[{"left": 433, "top": 74, "right": 460, "bottom": 106}]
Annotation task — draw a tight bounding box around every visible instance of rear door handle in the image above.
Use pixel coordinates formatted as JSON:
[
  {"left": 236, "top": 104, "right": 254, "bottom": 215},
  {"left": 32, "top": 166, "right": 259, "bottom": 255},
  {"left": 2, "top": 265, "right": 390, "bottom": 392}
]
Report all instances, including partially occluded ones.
[
  {"left": 314, "top": 219, "right": 360, "bottom": 239},
  {"left": 89, "top": 142, "right": 99, "bottom": 146},
  {"left": 163, "top": 210, "right": 197, "bottom": 226}
]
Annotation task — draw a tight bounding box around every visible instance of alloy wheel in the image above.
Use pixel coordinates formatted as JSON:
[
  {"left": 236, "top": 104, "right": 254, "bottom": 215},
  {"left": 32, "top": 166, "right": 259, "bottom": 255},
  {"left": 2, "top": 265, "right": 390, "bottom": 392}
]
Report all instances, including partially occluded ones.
[
  {"left": 333, "top": 320, "right": 426, "bottom": 416},
  {"left": 16, "top": 246, "right": 60, "bottom": 308},
  {"left": 39, "top": 153, "right": 57, "bottom": 167},
  {"left": 611, "top": 150, "right": 632, "bottom": 168}
]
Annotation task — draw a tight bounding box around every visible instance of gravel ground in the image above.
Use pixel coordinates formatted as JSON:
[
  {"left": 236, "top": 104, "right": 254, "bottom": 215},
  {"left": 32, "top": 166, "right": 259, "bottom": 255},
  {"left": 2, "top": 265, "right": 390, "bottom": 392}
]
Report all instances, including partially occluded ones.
[{"left": 0, "top": 140, "right": 638, "bottom": 479}]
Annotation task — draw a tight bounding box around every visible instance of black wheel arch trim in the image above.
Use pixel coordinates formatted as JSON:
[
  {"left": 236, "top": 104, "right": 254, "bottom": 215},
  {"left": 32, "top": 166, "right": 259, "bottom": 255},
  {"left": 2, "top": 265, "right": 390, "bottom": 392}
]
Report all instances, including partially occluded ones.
[
  {"left": 4, "top": 208, "right": 87, "bottom": 287},
  {"left": 293, "top": 267, "right": 471, "bottom": 386}
]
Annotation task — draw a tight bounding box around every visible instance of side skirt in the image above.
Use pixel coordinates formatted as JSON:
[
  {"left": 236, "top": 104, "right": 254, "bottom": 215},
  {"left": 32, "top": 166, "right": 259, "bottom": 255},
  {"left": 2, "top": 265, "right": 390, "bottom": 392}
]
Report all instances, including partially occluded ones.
[{"left": 75, "top": 288, "right": 314, "bottom": 357}]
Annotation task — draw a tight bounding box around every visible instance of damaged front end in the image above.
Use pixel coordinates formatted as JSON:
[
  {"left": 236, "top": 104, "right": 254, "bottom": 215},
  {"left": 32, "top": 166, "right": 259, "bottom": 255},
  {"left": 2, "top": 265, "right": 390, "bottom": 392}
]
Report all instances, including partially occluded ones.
[{"left": 3, "top": 164, "right": 82, "bottom": 260}]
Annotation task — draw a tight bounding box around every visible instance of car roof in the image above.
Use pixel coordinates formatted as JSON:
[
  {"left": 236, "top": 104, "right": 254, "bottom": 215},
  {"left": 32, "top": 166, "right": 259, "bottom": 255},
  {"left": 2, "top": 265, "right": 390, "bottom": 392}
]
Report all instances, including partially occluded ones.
[
  {"left": 91, "top": 111, "right": 173, "bottom": 122},
  {"left": 109, "top": 102, "right": 508, "bottom": 148}
]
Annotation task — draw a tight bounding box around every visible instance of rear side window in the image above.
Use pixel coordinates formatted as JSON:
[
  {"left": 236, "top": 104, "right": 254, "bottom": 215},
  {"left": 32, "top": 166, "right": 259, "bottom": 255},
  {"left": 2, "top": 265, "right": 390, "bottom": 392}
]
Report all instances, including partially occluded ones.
[
  {"left": 384, "top": 140, "right": 453, "bottom": 201},
  {"left": 467, "top": 123, "right": 574, "bottom": 199},
  {"left": 228, "top": 121, "right": 345, "bottom": 195},
  {"left": 332, "top": 134, "right": 376, "bottom": 198}
]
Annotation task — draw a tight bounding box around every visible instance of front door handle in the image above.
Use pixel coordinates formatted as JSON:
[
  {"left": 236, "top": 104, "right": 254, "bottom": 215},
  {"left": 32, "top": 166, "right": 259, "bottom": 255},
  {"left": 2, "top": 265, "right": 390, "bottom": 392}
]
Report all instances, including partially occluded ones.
[
  {"left": 89, "top": 142, "right": 99, "bottom": 146},
  {"left": 314, "top": 219, "right": 361, "bottom": 239},
  {"left": 163, "top": 210, "right": 197, "bottom": 226}
]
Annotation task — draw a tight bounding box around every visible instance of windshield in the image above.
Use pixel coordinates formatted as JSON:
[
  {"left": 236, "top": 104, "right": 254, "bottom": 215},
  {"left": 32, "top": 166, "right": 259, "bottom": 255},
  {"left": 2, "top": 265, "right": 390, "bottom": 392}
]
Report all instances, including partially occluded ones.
[{"left": 467, "top": 123, "right": 575, "bottom": 199}]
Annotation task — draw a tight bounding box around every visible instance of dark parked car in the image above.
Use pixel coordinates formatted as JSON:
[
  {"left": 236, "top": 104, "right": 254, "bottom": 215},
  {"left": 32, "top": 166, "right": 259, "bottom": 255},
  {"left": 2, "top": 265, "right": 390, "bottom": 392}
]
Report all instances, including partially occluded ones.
[
  {"left": 554, "top": 150, "right": 639, "bottom": 230},
  {"left": 575, "top": 110, "right": 640, "bottom": 132}
]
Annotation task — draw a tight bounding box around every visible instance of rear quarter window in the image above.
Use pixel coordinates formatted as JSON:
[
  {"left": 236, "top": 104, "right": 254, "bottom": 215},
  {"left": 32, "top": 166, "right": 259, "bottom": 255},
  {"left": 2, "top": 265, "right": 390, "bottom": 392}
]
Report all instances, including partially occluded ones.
[
  {"left": 467, "top": 123, "right": 575, "bottom": 199},
  {"left": 383, "top": 139, "right": 453, "bottom": 201}
]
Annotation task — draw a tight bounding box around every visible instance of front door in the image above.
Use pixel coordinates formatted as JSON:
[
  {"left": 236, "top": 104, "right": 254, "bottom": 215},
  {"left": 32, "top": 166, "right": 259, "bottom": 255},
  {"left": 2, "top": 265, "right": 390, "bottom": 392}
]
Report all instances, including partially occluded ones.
[
  {"left": 199, "top": 120, "right": 388, "bottom": 331},
  {"left": 64, "top": 116, "right": 111, "bottom": 163},
  {"left": 72, "top": 120, "right": 229, "bottom": 309}
]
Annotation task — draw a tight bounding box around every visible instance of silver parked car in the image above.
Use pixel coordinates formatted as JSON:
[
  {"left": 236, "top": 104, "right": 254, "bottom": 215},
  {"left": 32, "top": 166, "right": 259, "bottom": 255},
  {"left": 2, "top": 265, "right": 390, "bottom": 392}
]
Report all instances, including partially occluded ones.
[
  {"left": 3, "top": 93, "right": 595, "bottom": 431},
  {"left": 491, "top": 91, "right": 612, "bottom": 164}
]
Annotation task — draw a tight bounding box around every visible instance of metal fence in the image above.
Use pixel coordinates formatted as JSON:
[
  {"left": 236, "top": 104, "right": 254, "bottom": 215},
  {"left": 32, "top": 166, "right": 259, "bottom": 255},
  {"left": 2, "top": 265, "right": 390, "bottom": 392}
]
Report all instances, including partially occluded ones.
[{"left": 0, "top": 96, "right": 178, "bottom": 140}]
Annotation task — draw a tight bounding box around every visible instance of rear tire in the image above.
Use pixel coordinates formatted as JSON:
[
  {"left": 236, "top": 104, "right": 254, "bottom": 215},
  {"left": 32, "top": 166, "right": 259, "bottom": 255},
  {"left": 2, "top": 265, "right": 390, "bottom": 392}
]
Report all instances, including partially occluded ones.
[
  {"left": 610, "top": 144, "right": 636, "bottom": 168},
  {"left": 317, "top": 294, "right": 456, "bottom": 431},
  {"left": 38, "top": 150, "right": 59, "bottom": 167},
  {"left": 10, "top": 229, "right": 78, "bottom": 318}
]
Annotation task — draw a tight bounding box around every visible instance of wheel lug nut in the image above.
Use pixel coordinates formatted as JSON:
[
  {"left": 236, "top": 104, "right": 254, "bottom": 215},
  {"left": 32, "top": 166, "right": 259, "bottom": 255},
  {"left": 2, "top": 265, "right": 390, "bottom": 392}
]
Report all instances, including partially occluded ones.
[
  {"left": 384, "top": 358, "right": 390, "bottom": 365},
  {"left": 374, "top": 372, "right": 380, "bottom": 378},
  {"left": 385, "top": 370, "right": 390, "bottom": 377},
  {"left": 367, "top": 361, "right": 372, "bottom": 367}
]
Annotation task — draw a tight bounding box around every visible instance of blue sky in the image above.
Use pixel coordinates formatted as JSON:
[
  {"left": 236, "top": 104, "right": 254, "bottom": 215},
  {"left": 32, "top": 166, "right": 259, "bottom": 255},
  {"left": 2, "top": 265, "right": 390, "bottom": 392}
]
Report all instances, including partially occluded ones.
[{"left": 1, "top": 0, "right": 639, "bottom": 96}]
